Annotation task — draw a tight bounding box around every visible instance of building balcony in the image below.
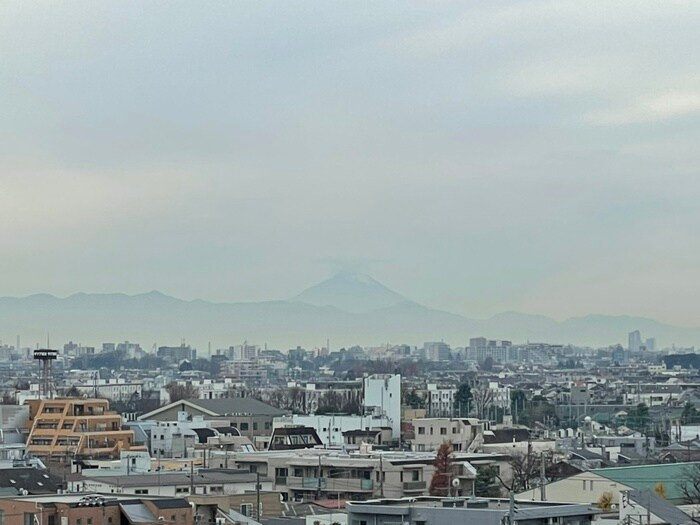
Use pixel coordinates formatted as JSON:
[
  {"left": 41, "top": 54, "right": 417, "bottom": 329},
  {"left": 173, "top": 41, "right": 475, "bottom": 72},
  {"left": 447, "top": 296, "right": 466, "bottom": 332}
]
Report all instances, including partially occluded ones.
[
  {"left": 286, "top": 476, "right": 374, "bottom": 492},
  {"left": 402, "top": 481, "right": 426, "bottom": 491}
]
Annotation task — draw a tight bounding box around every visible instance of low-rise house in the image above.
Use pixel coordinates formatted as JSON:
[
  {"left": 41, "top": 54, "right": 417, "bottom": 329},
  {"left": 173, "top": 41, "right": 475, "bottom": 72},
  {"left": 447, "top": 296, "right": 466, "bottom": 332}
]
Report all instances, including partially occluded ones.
[
  {"left": 517, "top": 462, "right": 700, "bottom": 505},
  {"left": 138, "top": 398, "right": 286, "bottom": 441}
]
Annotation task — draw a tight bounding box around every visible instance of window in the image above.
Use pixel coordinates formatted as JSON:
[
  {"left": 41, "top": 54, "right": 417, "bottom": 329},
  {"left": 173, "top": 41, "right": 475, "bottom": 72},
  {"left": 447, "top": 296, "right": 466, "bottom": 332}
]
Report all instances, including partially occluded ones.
[
  {"left": 253, "top": 422, "right": 258, "bottom": 431},
  {"left": 412, "top": 470, "right": 420, "bottom": 481},
  {"left": 87, "top": 520, "right": 92, "bottom": 525},
  {"left": 76, "top": 519, "right": 82, "bottom": 525},
  {"left": 452, "top": 427, "right": 458, "bottom": 434},
  {"left": 582, "top": 480, "right": 586, "bottom": 490},
  {"left": 440, "top": 428, "right": 447, "bottom": 435},
  {"left": 417, "top": 427, "right": 425, "bottom": 435},
  {"left": 135, "top": 489, "right": 149, "bottom": 494},
  {"left": 264, "top": 422, "right": 271, "bottom": 430},
  {"left": 240, "top": 422, "right": 249, "bottom": 431},
  {"left": 240, "top": 504, "right": 253, "bottom": 517},
  {"left": 108, "top": 518, "right": 113, "bottom": 524}
]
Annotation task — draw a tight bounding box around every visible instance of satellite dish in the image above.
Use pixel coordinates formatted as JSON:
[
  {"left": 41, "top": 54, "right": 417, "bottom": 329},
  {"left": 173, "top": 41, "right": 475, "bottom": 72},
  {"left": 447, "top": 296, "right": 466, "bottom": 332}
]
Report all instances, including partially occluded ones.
[{"left": 451, "top": 478, "right": 461, "bottom": 488}]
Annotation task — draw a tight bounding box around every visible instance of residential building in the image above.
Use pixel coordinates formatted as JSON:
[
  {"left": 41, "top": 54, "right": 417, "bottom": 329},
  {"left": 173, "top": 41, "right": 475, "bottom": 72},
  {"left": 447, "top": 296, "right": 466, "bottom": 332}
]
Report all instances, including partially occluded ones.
[
  {"left": 70, "top": 468, "right": 269, "bottom": 497},
  {"left": 25, "top": 398, "right": 146, "bottom": 461},
  {"left": 225, "top": 449, "right": 439, "bottom": 502},
  {"left": 0, "top": 493, "right": 193, "bottom": 525},
  {"left": 517, "top": 462, "right": 700, "bottom": 505},
  {"left": 138, "top": 398, "right": 286, "bottom": 440},
  {"left": 273, "top": 414, "right": 392, "bottom": 446},
  {"left": 347, "top": 496, "right": 599, "bottom": 525},
  {"left": 362, "top": 374, "right": 401, "bottom": 438},
  {"left": 411, "top": 418, "right": 484, "bottom": 452},
  {"left": 427, "top": 384, "right": 457, "bottom": 417},
  {"left": 158, "top": 344, "right": 197, "bottom": 363},
  {"left": 73, "top": 378, "right": 144, "bottom": 401}
]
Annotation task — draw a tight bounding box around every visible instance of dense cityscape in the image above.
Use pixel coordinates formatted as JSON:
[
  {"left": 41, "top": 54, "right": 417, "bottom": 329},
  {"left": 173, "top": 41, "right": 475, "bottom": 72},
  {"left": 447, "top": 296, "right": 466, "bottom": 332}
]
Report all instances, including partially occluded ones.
[{"left": 2, "top": 327, "right": 700, "bottom": 525}]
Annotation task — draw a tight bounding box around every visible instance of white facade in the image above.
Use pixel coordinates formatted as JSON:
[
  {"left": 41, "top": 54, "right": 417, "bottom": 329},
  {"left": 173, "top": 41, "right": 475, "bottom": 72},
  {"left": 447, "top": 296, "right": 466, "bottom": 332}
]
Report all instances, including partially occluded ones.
[
  {"left": 363, "top": 374, "right": 401, "bottom": 438},
  {"left": 427, "top": 384, "right": 457, "bottom": 417},
  {"left": 274, "top": 414, "right": 392, "bottom": 446},
  {"left": 75, "top": 378, "right": 143, "bottom": 400},
  {"left": 150, "top": 412, "right": 212, "bottom": 458}
]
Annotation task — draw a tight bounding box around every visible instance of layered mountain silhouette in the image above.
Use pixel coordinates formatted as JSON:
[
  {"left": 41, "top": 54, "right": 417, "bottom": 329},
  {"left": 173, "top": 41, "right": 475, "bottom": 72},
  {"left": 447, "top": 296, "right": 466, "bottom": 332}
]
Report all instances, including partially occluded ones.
[{"left": 1, "top": 273, "right": 698, "bottom": 350}]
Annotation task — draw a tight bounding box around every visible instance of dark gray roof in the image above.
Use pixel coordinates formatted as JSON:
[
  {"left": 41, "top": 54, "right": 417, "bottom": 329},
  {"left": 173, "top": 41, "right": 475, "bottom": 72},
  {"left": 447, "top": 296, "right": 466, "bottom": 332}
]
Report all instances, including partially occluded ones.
[
  {"left": 188, "top": 398, "right": 286, "bottom": 417},
  {"left": 151, "top": 498, "right": 191, "bottom": 509},
  {"left": 77, "top": 470, "right": 259, "bottom": 487},
  {"left": 628, "top": 490, "right": 693, "bottom": 525},
  {"left": 0, "top": 468, "right": 62, "bottom": 494}
]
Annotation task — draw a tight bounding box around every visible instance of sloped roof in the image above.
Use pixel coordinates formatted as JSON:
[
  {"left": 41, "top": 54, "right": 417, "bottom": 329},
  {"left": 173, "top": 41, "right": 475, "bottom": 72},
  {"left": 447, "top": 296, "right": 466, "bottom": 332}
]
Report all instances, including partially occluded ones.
[
  {"left": 592, "top": 462, "right": 700, "bottom": 501},
  {"left": 628, "top": 490, "right": 693, "bottom": 525},
  {"left": 120, "top": 503, "right": 156, "bottom": 524},
  {"left": 188, "top": 398, "right": 285, "bottom": 417}
]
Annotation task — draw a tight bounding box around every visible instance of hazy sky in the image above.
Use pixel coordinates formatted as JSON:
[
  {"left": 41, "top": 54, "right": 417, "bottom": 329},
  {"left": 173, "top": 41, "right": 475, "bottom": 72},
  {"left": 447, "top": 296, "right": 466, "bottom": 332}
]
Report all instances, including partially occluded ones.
[{"left": 2, "top": 1, "right": 700, "bottom": 325}]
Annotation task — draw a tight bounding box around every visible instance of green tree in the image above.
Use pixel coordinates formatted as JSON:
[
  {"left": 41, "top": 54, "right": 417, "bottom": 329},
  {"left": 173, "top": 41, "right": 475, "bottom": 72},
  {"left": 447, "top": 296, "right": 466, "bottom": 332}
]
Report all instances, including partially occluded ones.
[
  {"left": 474, "top": 466, "right": 500, "bottom": 497},
  {"left": 65, "top": 385, "right": 82, "bottom": 397},
  {"left": 165, "top": 382, "right": 199, "bottom": 402},
  {"left": 455, "top": 383, "right": 472, "bottom": 416},
  {"left": 681, "top": 402, "right": 700, "bottom": 425},
  {"left": 626, "top": 403, "right": 650, "bottom": 432},
  {"left": 404, "top": 389, "right": 425, "bottom": 409}
]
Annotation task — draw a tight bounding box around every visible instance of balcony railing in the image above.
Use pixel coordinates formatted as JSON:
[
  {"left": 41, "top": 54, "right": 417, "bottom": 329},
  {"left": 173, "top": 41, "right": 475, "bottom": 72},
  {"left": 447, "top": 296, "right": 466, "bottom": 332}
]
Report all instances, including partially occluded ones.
[
  {"left": 287, "top": 477, "right": 374, "bottom": 492},
  {"left": 402, "top": 481, "right": 427, "bottom": 491}
]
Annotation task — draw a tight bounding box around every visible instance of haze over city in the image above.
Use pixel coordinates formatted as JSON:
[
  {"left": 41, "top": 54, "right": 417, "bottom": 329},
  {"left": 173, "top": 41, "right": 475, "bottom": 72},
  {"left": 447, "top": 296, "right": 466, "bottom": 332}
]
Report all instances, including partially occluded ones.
[
  {"left": 2, "top": 2, "right": 700, "bottom": 329},
  {"left": 7, "top": 4, "right": 700, "bottom": 524}
]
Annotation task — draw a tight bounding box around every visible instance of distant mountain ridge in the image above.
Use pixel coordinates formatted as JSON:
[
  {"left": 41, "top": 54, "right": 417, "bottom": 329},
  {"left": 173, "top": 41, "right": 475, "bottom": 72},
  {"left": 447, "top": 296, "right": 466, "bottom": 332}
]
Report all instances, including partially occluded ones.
[{"left": 0, "top": 273, "right": 698, "bottom": 350}]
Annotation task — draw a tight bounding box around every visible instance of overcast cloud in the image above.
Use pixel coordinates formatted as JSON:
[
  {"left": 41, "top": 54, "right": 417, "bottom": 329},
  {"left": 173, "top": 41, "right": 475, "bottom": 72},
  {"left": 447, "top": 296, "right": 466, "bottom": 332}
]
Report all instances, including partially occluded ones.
[{"left": 1, "top": 1, "right": 699, "bottom": 325}]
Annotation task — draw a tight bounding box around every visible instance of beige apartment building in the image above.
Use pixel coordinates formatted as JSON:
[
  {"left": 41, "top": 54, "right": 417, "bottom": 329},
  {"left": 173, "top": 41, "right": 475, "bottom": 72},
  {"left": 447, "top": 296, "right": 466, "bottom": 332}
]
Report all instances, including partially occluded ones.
[
  {"left": 410, "top": 417, "right": 484, "bottom": 452},
  {"left": 26, "top": 398, "right": 146, "bottom": 461}
]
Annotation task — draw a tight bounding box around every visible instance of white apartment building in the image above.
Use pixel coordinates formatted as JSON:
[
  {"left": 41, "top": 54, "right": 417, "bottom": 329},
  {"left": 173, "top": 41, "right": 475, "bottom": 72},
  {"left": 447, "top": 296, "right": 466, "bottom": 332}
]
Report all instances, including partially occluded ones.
[
  {"left": 74, "top": 378, "right": 144, "bottom": 400},
  {"left": 273, "top": 414, "right": 393, "bottom": 446},
  {"left": 427, "top": 383, "right": 457, "bottom": 417},
  {"left": 363, "top": 374, "right": 401, "bottom": 437},
  {"left": 174, "top": 378, "right": 246, "bottom": 400}
]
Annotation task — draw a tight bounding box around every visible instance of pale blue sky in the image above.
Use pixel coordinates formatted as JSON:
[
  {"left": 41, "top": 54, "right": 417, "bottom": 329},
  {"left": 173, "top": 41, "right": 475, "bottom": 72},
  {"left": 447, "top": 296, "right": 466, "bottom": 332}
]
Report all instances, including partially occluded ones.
[{"left": 1, "top": 1, "right": 700, "bottom": 324}]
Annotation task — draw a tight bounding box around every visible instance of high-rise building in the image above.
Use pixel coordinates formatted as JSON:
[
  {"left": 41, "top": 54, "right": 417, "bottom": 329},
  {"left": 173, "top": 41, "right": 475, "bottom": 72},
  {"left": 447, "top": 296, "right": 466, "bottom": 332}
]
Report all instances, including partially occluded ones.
[
  {"left": 628, "top": 330, "right": 642, "bottom": 352},
  {"left": 423, "top": 342, "right": 450, "bottom": 361},
  {"left": 363, "top": 374, "right": 401, "bottom": 438},
  {"left": 645, "top": 337, "right": 656, "bottom": 351}
]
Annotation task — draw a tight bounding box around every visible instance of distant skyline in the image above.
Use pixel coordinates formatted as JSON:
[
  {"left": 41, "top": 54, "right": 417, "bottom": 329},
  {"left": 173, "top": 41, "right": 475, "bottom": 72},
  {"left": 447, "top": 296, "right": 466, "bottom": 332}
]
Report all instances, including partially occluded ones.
[{"left": 2, "top": 2, "right": 700, "bottom": 326}]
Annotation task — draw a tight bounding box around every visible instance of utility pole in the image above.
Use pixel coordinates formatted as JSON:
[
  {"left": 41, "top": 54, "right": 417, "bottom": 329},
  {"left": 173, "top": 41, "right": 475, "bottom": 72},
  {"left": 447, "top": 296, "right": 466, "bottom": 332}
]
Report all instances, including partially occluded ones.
[
  {"left": 317, "top": 456, "right": 322, "bottom": 499},
  {"left": 190, "top": 459, "right": 194, "bottom": 495},
  {"left": 379, "top": 454, "right": 385, "bottom": 497},
  {"left": 508, "top": 489, "right": 515, "bottom": 525},
  {"left": 540, "top": 453, "right": 546, "bottom": 501},
  {"left": 256, "top": 471, "right": 261, "bottom": 520}
]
